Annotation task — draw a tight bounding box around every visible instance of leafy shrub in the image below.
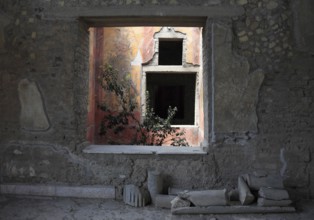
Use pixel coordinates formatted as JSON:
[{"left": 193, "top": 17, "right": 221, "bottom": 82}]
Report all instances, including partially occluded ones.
[{"left": 97, "top": 64, "right": 189, "bottom": 146}]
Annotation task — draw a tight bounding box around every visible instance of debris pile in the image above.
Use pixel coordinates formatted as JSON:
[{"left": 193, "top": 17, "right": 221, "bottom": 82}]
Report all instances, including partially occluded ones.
[{"left": 122, "top": 170, "right": 295, "bottom": 214}]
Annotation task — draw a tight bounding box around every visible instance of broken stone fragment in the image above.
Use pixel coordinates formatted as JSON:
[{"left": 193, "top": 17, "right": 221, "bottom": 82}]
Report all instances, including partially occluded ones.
[
  {"left": 147, "top": 170, "right": 163, "bottom": 204},
  {"left": 123, "top": 184, "right": 150, "bottom": 207},
  {"left": 238, "top": 176, "right": 255, "bottom": 205},
  {"left": 257, "top": 198, "right": 292, "bottom": 207},
  {"left": 155, "top": 194, "right": 176, "bottom": 209},
  {"left": 246, "top": 174, "right": 284, "bottom": 190},
  {"left": 181, "top": 189, "right": 228, "bottom": 207},
  {"left": 228, "top": 189, "right": 239, "bottom": 201},
  {"left": 258, "top": 187, "right": 290, "bottom": 201},
  {"left": 168, "top": 187, "right": 185, "bottom": 196},
  {"left": 171, "top": 196, "right": 191, "bottom": 209}
]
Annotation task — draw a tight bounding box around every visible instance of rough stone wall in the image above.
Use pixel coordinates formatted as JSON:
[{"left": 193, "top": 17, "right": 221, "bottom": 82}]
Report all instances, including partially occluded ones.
[{"left": 0, "top": 0, "right": 313, "bottom": 200}]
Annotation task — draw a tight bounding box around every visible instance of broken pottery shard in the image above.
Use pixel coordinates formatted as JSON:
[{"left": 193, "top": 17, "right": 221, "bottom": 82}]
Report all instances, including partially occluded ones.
[
  {"left": 18, "top": 79, "right": 50, "bottom": 131},
  {"left": 184, "top": 189, "right": 228, "bottom": 207},
  {"left": 258, "top": 187, "right": 290, "bottom": 201},
  {"left": 171, "top": 196, "right": 191, "bottom": 209},
  {"left": 247, "top": 174, "right": 284, "bottom": 190},
  {"left": 238, "top": 176, "right": 255, "bottom": 205},
  {"left": 147, "top": 170, "right": 163, "bottom": 204},
  {"left": 155, "top": 194, "right": 176, "bottom": 209},
  {"left": 123, "top": 184, "right": 150, "bottom": 207},
  {"left": 257, "top": 198, "right": 292, "bottom": 207}
]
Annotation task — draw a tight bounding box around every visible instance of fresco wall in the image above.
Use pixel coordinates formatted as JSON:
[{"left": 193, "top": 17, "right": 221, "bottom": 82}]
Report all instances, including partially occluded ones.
[{"left": 88, "top": 27, "right": 203, "bottom": 146}]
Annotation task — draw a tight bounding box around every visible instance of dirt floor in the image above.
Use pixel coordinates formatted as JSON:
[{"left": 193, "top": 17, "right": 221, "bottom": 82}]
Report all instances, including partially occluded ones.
[{"left": 0, "top": 196, "right": 313, "bottom": 220}]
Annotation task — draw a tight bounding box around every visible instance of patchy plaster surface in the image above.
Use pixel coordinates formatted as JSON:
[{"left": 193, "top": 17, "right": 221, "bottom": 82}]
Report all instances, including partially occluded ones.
[
  {"left": 18, "top": 79, "right": 50, "bottom": 131},
  {"left": 214, "top": 23, "right": 264, "bottom": 133}
]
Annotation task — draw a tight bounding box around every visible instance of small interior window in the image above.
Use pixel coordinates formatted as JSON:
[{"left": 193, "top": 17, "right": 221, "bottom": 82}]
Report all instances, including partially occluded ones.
[
  {"left": 147, "top": 73, "right": 196, "bottom": 125},
  {"left": 158, "top": 39, "right": 183, "bottom": 65}
]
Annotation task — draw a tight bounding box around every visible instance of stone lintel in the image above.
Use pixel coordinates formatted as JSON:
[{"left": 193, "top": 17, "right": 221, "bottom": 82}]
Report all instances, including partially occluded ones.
[{"left": 44, "top": 6, "right": 244, "bottom": 25}]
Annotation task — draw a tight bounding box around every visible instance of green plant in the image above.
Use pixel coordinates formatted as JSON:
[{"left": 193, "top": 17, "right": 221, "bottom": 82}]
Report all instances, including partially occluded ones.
[{"left": 98, "top": 64, "right": 189, "bottom": 146}]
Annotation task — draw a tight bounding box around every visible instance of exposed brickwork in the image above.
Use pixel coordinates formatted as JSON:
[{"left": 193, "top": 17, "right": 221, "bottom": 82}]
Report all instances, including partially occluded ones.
[{"left": 233, "top": 0, "right": 293, "bottom": 72}]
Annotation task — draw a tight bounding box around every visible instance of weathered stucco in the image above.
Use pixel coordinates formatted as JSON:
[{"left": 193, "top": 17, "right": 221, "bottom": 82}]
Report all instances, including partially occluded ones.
[
  {"left": 0, "top": 0, "right": 313, "bottom": 201},
  {"left": 214, "top": 23, "right": 264, "bottom": 133},
  {"left": 18, "top": 79, "right": 50, "bottom": 131}
]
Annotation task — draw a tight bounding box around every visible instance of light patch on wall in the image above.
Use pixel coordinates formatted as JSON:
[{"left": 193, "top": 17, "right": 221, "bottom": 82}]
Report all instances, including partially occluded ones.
[
  {"left": 18, "top": 79, "right": 50, "bottom": 131},
  {"left": 131, "top": 50, "right": 143, "bottom": 66}
]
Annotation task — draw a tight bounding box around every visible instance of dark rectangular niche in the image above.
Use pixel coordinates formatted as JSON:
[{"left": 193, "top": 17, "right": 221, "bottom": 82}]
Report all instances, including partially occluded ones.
[{"left": 158, "top": 39, "right": 183, "bottom": 65}]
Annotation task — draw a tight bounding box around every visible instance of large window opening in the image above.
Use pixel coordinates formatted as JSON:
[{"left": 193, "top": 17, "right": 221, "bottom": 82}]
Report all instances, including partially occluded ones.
[{"left": 87, "top": 24, "right": 205, "bottom": 147}]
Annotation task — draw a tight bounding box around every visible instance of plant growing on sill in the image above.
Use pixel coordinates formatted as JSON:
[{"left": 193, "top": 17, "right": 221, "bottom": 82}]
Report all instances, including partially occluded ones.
[{"left": 97, "top": 64, "right": 189, "bottom": 146}]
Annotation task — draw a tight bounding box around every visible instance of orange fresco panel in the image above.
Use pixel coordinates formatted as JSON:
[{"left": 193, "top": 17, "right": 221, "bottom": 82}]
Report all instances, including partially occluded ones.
[{"left": 89, "top": 27, "right": 203, "bottom": 145}]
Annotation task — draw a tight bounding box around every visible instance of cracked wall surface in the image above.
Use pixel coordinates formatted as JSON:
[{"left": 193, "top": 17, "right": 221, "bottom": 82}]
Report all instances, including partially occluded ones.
[
  {"left": 214, "top": 22, "right": 265, "bottom": 133},
  {"left": 0, "top": 0, "right": 313, "bottom": 200}
]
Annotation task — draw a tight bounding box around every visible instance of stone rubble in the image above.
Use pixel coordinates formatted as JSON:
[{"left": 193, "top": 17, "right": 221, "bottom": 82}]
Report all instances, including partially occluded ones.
[
  {"left": 258, "top": 187, "right": 290, "bottom": 201},
  {"left": 154, "top": 194, "right": 176, "bottom": 209},
  {"left": 257, "top": 198, "right": 292, "bottom": 207},
  {"left": 238, "top": 175, "right": 255, "bottom": 205},
  {"left": 179, "top": 189, "right": 228, "bottom": 207},
  {"left": 170, "top": 196, "right": 191, "bottom": 209}
]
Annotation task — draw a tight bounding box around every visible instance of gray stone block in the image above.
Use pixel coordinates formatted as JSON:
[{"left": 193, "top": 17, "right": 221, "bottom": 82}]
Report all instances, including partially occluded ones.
[
  {"left": 257, "top": 198, "right": 292, "bottom": 207},
  {"left": 181, "top": 189, "right": 228, "bottom": 207},
  {"left": 171, "top": 196, "right": 191, "bottom": 209},
  {"left": 238, "top": 176, "right": 255, "bottom": 205},
  {"left": 258, "top": 187, "right": 290, "bottom": 201},
  {"left": 247, "top": 174, "right": 284, "bottom": 190},
  {"left": 155, "top": 194, "right": 176, "bottom": 209},
  {"left": 123, "top": 185, "right": 150, "bottom": 207},
  {"left": 147, "top": 170, "right": 163, "bottom": 204}
]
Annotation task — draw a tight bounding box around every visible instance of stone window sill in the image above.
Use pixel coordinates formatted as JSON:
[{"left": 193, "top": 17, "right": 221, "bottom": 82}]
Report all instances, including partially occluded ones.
[{"left": 83, "top": 145, "right": 207, "bottom": 155}]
